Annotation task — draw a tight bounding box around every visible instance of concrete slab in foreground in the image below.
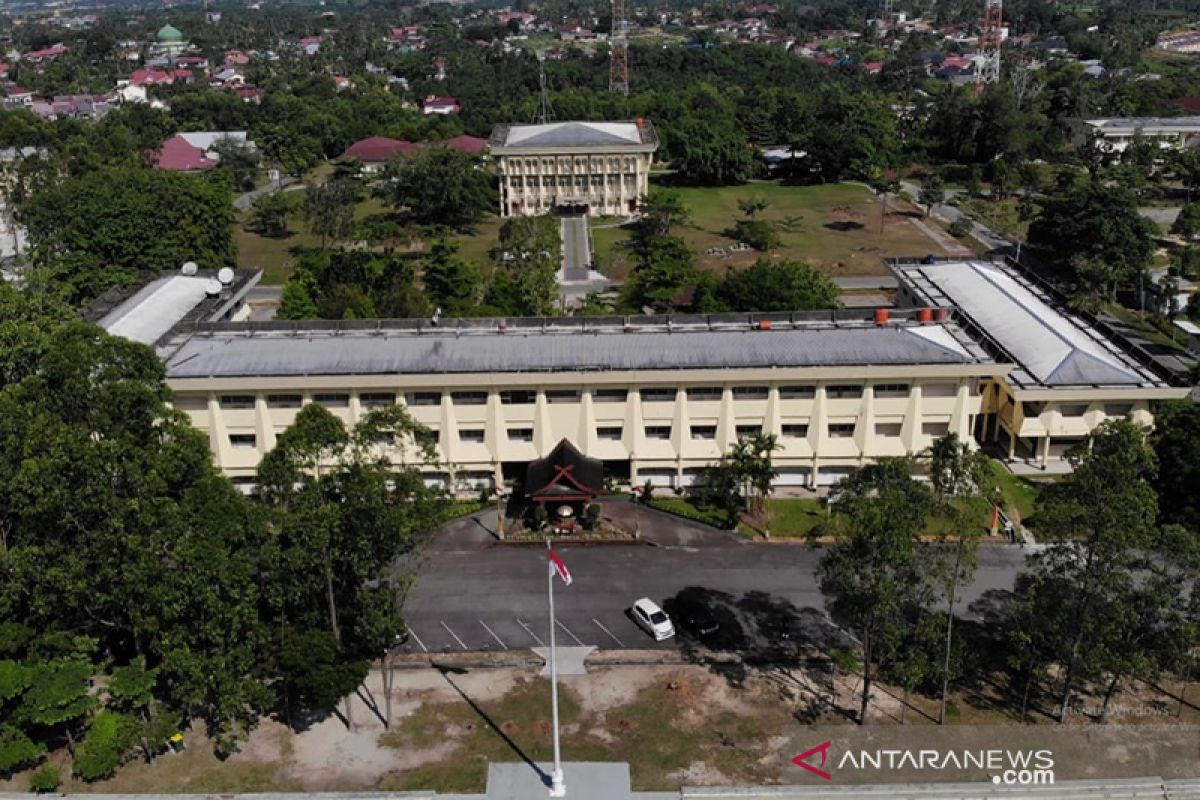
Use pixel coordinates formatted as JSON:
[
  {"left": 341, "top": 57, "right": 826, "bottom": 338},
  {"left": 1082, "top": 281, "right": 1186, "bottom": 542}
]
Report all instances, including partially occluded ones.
[{"left": 485, "top": 762, "right": 631, "bottom": 800}]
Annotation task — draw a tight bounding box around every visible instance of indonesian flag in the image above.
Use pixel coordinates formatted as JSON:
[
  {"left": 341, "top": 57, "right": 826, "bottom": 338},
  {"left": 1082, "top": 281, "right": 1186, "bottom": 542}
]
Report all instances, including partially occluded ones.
[{"left": 548, "top": 548, "right": 572, "bottom": 586}]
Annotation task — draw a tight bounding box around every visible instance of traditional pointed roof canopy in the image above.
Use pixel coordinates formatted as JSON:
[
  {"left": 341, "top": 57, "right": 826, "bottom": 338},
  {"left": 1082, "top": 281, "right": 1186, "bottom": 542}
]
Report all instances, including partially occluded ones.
[{"left": 526, "top": 439, "right": 603, "bottom": 501}]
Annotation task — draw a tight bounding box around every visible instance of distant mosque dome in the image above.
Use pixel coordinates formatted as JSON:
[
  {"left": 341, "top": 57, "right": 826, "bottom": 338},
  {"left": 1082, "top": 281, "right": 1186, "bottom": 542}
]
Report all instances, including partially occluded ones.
[{"left": 157, "top": 24, "right": 184, "bottom": 42}]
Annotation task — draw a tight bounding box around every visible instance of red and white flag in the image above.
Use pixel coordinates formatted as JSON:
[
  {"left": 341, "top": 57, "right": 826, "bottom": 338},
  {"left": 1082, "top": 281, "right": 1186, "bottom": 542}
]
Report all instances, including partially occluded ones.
[{"left": 548, "top": 548, "right": 572, "bottom": 586}]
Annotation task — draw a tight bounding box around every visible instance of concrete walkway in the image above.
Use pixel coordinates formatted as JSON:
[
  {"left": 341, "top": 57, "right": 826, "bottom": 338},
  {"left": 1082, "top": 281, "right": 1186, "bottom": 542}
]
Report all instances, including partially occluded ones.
[
  {"left": 234, "top": 175, "right": 300, "bottom": 211},
  {"left": 560, "top": 215, "right": 591, "bottom": 281}
]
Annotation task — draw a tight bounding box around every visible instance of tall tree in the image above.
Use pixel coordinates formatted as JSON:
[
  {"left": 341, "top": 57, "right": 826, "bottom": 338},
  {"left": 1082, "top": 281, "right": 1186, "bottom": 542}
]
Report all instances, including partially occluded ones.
[
  {"left": 18, "top": 167, "right": 235, "bottom": 305},
  {"left": 1026, "top": 181, "right": 1156, "bottom": 302},
  {"left": 622, "top": 234, "right": 698, "bottom": 312},
  {"left": 1151, "top": 400, "right": 1200, "bottom": 532},
  {"left": 670, "top": 116, "right": 757, "bottom": 186},
  {"left": 303, "top": 179, "right": 356, "bottom": 249},
  {"left": 1019, "top": 420, "right": 1188, "bottom": 722},
  {"left": 818, "top": 460, "right": 934, "bottom": 723},
  {"left": 717, "top": 259, "right": 839, "bottom": 312},
  {"left": 421, "top": 239, "right": 481, "bottom": 316},
  {"left": 380, "top": 146, "right": 492, "bottom": 230}
]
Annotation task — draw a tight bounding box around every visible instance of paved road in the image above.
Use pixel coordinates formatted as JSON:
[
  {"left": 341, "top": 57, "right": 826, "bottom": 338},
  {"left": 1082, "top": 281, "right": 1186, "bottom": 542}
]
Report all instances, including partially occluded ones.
[
  {"left": 832, "top": 275, "right": 898, "bottom": 290},
  {"left": 234, "top": 177, "right": 300, "bottom": 211},
  {"left": 400, "top": 511, "right": 1029, "bottom": 655},
  {"left": 899, "top": 181, "right": 1011, "bottom": 253},
  {"left": 560, "top": 215, "right": 590, "bottom": 282}
]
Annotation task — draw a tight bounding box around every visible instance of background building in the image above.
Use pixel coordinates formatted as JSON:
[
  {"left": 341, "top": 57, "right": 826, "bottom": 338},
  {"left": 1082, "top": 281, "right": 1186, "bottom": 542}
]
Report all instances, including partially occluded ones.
[
  {"left": 1073, "top": 116, "right": 1200, "bottom": 154},
  {"left": 488, "top": 120, "right": 658, "bottom": 217}
]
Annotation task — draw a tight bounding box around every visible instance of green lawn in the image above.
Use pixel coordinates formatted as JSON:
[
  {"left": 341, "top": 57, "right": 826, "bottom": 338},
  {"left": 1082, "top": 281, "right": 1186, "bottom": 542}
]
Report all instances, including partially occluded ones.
[
  {"left": 739, "top": 497, "right": 825, "bottom": 538},
  {"left": 236, "top": 197, "right": 393, "bottom": 284},
  {"left": 953, "top": 195, "right": 1030, "bottom": 241},
  {"left": 594, "top": 180, "right": 953, "bottom": 281}
]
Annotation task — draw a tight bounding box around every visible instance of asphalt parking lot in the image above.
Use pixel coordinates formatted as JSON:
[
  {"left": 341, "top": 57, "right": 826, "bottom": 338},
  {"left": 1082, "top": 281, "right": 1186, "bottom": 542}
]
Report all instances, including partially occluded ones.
[{"left": 399, "top": 508, "right": 1029, "bottom": 656}]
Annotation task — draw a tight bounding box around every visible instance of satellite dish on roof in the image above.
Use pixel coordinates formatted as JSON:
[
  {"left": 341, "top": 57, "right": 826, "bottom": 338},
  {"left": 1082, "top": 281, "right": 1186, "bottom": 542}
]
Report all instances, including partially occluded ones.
[
  {"left": 181, "top": 261, "right": 199, "bottom": 275},
  {"left": 204, "top": 280, "right": 222, "bottom": 296},
  {"left": 217, "top": 267, "right": 235, "bottom": 285}
]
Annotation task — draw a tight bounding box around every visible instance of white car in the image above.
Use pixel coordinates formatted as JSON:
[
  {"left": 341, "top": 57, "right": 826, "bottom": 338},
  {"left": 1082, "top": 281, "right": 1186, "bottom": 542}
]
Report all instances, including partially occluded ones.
[{"left": 632, "top": 598, "right": 675, "bottom": 641}]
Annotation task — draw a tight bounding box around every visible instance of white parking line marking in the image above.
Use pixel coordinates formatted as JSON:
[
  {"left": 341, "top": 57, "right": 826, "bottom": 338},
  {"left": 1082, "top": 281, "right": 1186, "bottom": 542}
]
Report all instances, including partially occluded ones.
[
  {"left": 592, "top": 618, "right": 625, "bottom": 647},
  {"left": 410, "top": 629, "right": 429, "bottom": 653},
  {"left": 516, "top": 618, "right": 545, "bottom": 646},
  {"left": 480, "top": 620, "right": 508, "bottom": 650},
  {"left": 440, "top": 620, "right": 468, "bottom": 650},
  {"left": 556, "top": 619, "right": 585, "bottom": 646}
]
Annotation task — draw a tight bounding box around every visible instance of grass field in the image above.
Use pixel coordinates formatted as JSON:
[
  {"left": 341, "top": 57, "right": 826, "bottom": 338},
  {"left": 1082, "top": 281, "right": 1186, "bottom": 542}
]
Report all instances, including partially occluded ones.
[
  {"left": 594, "top": 181, "right": 953, "bottom": 280},
  {"left": 241, "top": 181, "right": 955, "bottom": 286},
  {"left": 236, "top": 196, "right": 391, "bottom": 284}
]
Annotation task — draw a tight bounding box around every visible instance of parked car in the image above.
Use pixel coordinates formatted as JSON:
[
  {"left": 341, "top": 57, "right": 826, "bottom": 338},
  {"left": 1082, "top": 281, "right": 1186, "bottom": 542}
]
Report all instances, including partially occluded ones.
[{"left": 631, "top": 597, "right": 675, "bottom": 641}]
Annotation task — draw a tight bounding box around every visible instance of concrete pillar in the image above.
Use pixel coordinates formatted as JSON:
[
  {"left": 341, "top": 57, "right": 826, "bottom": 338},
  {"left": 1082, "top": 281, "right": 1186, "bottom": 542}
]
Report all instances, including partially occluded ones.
[
  {"left": 439, "top": 393, "right": 456, "bottom": 469},
  {"left": 948, "top": 380, "right": 972, "bottom": 439},
  {"left": 206, "top": 394, "right": 227, "bottom": 469},
  {"left": 765, "top": 385, "right": 781, "bottom": 437},
  {"left": 900, "top": 385, "right": 922, "bottom": 454},
  {"left": 716, "top": 387, "right": 735, "bottom": 451},
  {"left": 1040, "top": 436, "right": 1050, "bottom": 468},
  {"left": 671, "top": 388, "right": 688, "bottom": 466},
  {"left": 255, "top": 395, "right": 275, "bottom": 455},
  {"left": 533, "top": 389, "right": 552, "bottom": 455},
  {"left": 578, "top": 390, "right": 597, "bottom": 455},
  {"left": 855, "top": 386, "right": 874, "bottom": 462},
  {"left": 485, "top": 391, "right": 503, "bottom": 466},
  {"left": 809, "top": 385, "right": 828, "bottom": 460}
]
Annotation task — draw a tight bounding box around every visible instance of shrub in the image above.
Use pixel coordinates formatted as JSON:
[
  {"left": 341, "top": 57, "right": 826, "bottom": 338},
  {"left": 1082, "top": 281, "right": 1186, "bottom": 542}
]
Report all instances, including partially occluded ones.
[
  {"left": 28, "top": 762, "right": 60, "bottom": 793},
  {"left": 73, "top": 711, "right": 136, "bottom": 781},
  {"left": 731, "top": 218, "right": 779, "bottom": 251},
  {"left": 582, "top": 503, "right": 601, "bottom": 530},
  {"left": 948, "top": 218, "right": 972, "bottom": 239}
]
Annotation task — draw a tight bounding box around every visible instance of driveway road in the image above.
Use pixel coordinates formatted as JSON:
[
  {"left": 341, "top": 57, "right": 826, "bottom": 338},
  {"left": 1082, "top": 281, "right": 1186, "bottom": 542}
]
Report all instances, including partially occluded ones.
[
  {"left": 560, "top": 215, "right": 591, "bottom": 282},
  {"left": 400, "top": 512, "right": 1029, "bottom": 655}
]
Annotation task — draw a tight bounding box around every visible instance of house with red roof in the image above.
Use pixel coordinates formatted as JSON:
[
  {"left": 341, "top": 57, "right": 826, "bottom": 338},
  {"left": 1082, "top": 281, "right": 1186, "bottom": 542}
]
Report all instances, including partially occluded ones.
[
  {"left": 439, "top": 134, "right": 488, "bottom": 154},
  {"left": 175, "top": 55, "right": 209, "bottom": 70},
  {"left": 224, "top": 50, "right": 251, "bottom": 67},
  {"left": 338, "top": 136, "right": 420, "bottom": 173},
  {"left": 4, "top": 86, "right": 33, "bottom": 106},
  {"left": 233, "top": 86, "right": 263, "bottom": 104},
  {"left": 131, "top": 69, "right": 174, "bottom": 87},
  {"left": 153, "top": 132, "right": 254, "bottom": 172},
  {"left": 422, "top": 95, "right": 461, "bottom": 115},
  {"left": 153, "top": 136, "right": 218, "bottom": 171},
  {"left": 24, "top": 44, "right": 67, "bottom": 63}
]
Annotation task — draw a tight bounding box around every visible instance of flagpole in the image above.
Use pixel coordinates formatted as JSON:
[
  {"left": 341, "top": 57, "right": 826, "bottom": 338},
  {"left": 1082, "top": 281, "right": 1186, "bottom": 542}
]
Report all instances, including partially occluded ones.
[{"left": 547, "top": 541, "right": 565, "bottom": 797}]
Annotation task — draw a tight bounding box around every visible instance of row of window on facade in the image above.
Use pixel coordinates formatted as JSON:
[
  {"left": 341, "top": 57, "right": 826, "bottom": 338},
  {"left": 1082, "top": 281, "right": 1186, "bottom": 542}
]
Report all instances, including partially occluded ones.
[
  {"left": 510, "top": 157, "right": 637, "bottom": 172},
  {"left": 506, "top": 175, "right": 637, "bottom": 189},
  {"left": 202, "top": 383, "right": 937, "bottom": 411},
  {"left": 225, "top": 420, "right": 955, "bottom": 450}
]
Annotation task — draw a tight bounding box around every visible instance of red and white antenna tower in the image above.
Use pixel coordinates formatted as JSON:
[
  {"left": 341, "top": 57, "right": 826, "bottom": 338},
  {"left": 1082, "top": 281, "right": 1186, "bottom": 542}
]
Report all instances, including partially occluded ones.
[
  {"left": 609, "top": 0, "right": 629, "bottom": 95},
  {"left": 976, "top": 0, "right": 1003, "bottom": 88}
]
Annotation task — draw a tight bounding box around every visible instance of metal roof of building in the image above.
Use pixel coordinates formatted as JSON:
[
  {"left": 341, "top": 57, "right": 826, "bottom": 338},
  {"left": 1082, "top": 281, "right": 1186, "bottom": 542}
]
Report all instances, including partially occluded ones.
[
  {"left": 99, "top": 275, "right": 215, "bottom": 345},
  {"left": 893, "top": 260, "right": 1167, "bottom": 389},
  {"left": 161, "top": 315, "right": 996, "bottom": 379},
  {"left": 92, "top": 269, "right": 261, "bottom": 347},
  {"left": 489, "top": 120, "right": 658, "bottom": 151},
  {"left": 1084, "top": 116, "right": 1200, "bottom": 132}
]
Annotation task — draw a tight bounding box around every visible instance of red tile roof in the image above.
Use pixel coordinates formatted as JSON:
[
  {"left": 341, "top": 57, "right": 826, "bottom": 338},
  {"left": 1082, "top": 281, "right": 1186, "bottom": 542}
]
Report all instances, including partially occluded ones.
[
  {"left": 153, "top": 135, "right": 217, "bottom": 171},
  {"left": 1172, "top": 96, "right": 1200, "bottom": 113},
  {"left": 131, "top": 69, "right": 173, "bottom": 87},
  {"left": 439, "top": 134, "right": 488, "bottom": 154},
  {"left": 339, "top": 136, "right": 419, "bottom": 163}
]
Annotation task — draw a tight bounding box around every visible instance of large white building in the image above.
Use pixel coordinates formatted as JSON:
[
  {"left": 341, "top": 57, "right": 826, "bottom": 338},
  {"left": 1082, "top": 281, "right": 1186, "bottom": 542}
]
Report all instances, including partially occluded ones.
[
  {"left": 1075, "top": 116, "right": 1200, "bottom": 154},
  {"left": 892, "top": 259, "right": 1188, "bottom": 466},
  {"left": 92, "top": 258, "right": 1190, "bottom": 494},
  {"left": 488, "top": 120, "right": 658, "bottom": 217}
]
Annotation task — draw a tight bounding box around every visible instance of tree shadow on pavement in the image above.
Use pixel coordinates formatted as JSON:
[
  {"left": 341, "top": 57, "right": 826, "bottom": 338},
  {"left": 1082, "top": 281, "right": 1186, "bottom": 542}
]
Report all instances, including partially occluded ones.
[{"left": 663, "top": 585, "right": 857, "bottom": 723}]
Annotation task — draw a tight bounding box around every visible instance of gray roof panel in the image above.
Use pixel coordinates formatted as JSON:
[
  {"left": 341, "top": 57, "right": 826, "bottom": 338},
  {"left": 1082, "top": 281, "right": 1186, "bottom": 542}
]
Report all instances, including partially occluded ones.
[{"left": 164, "top": 324, "right": 989, "bottom": 379}]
